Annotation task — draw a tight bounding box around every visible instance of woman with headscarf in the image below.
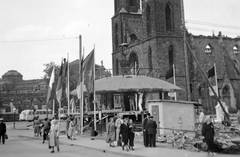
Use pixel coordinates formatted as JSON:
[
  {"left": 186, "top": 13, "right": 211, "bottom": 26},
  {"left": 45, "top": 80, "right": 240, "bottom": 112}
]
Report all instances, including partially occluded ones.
[
  {"left": 68, "top": 116, "right": 76, "bottom": 140},
  {"left": 202, "top": 116, "right": 215, "bottom": 156},
  {"left": 33, "top": 116, "right": 40, "bottom": 137},
  {"left": 120, "top": 117, "right": 129, "bottom": 151},
  {"left": 106, "top": 117, "right": 116, "bottom": 147},
  {"left": 49, "top": 119, "right": 59, "bottom": 153}
]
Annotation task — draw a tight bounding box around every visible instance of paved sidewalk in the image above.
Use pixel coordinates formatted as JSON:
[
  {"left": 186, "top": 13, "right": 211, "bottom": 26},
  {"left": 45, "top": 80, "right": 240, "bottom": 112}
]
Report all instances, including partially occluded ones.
[{"left": 13, "top": 126, "right": 238, "bottom": 157}]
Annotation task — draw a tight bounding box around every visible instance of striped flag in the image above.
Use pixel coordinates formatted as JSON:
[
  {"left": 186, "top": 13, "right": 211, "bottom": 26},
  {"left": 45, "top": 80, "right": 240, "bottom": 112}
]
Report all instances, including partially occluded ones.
[
  {"left": 56, "top": 60, "right": 63, "bottom": 104},
  {"left": 208, "top": 64, "right": 218, "bottom": 96},
  {"left": 83, "top": 49, "right": 94, "bottom": 93},
  {"left": 46, "top": 67, "right": 55, "bottom": 104},
  {"left": 77, "top": 53, "right": 84, "bottom": 99}
]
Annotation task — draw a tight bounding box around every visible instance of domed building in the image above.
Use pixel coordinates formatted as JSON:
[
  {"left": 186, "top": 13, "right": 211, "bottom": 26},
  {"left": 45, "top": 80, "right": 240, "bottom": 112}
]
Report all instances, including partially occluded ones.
[{"left": 0, "top": 70, "right": 47, "bottom": 113}]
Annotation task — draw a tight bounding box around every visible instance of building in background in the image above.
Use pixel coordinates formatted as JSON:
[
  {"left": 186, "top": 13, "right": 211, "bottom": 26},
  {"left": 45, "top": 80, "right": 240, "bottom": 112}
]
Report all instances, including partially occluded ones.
[
  {"left": 111, "top": 0, "right": 240, "bottom": 113},
  {"left": 0, "top": 70, "right": 47, "bottom": 114}
]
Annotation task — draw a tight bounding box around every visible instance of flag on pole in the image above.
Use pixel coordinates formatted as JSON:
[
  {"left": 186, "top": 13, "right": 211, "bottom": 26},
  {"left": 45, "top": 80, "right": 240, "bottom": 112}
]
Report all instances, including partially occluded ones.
[
  {"left": 165, "top": 65, "right": 173, "bottom": 79},
  {"left": 208, "top": 66, "right": 215, "bottom": 78},
  {"left": 208, "top": 65, "right": 218, "bottom": 96},
  {"left": 46, "top": 67, "right": 55, "bottom": 104},
  {"left": 56, "top": 60, "right": 63, "bottom": 104},
  {"left": 77, "top": 53, "right": 84, "bottom": 99},
  {"left": 83, "top": 49, "right": 94, "bottom": 93}
]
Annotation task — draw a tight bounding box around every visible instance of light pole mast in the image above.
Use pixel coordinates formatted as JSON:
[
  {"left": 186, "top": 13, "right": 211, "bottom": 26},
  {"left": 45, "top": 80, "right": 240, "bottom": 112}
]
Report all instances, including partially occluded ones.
[{"left": 180, "top": 0, "right": 191, "bottom": 101}]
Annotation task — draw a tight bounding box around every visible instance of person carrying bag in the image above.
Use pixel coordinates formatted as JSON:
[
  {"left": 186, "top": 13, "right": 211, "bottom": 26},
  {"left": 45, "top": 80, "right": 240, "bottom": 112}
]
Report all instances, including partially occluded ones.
[{"left": 0, "top": 118, "right": 7, "bottom": 144}]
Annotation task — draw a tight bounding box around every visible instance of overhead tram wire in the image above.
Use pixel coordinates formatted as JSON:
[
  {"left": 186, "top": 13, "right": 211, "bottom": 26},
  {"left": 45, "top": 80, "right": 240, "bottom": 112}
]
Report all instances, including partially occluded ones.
[
  {"left": 0, "top": 36, "right": 78, "bottom": 43},
  {"left": 186, "top": 19, "right": 240, "bottom": 30},
  {"left": 186, "top": 26, "right": 240, "bottom": 36}
]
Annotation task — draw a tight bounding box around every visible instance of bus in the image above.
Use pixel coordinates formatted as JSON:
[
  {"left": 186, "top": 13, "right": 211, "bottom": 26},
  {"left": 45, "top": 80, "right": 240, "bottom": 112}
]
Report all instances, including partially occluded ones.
[{"left": 19, "top": 109, "right": 53, "bottom": 121}]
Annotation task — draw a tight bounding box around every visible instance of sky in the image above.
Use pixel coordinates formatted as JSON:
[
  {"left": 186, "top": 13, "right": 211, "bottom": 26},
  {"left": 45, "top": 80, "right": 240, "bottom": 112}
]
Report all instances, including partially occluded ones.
[{"left": 0, "top": 0, "right": 240, "bottom": 80}]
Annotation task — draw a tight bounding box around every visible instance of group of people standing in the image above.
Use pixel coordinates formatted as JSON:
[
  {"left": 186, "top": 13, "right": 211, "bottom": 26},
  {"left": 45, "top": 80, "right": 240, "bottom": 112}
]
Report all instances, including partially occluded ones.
[
  {"left": 142, "top": 113, "right": 157, "bottom": 148},
  {"left": 106, "top": 114, "right": 135, "bottom": 151}
]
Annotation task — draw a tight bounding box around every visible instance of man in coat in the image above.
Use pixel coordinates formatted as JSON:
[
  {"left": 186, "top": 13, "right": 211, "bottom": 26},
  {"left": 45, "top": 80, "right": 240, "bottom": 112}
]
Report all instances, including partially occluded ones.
[
  {"left": 42, "top": 118, "right": 51, "bottom": 143},
  {"left": 142, "top": 113, "right": 150, "bottom": 147},
  {"left": 0, "top": 118, "right": 6, "bottom": 144},
  {"left": 146, "top": 116, "right": 157, "bottom": 147}
]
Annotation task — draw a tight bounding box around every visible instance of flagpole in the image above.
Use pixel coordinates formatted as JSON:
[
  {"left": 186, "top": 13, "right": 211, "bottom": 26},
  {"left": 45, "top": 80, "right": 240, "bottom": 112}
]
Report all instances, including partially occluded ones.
[
  {"left": 78, "top": 35, "right": 83, "bottom": 135},
  {"left": 93, "top": 44, "right": 96, "bottom": 131},
  {"left": 67, "top": 53, "right": 70, "bottom": 116},
  {"left": 173, "top": 64, "right": 177, "bottom": 100},
  {"left": 214, "top": 63, "right": 218, "bottom": 97}
]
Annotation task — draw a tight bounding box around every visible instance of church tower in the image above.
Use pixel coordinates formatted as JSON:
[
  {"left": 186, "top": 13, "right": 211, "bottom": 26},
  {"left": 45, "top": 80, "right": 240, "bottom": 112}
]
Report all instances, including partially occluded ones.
[
  {"left": 111, "top": 0, "right": 188, "bottom": 100},
  {"left": 112, "top": 0, "right": 142, "bottom": 75}
]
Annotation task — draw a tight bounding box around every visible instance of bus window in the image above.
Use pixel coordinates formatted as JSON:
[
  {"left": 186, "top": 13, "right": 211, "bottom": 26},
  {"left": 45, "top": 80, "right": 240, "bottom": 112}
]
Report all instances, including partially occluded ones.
[
  {"left": 43, "top": 111, "right": 46, "bottom": 114},
  {"left": 35, "top": 111, "right": 39, "bottom": 115},
  {"left": 29, "top": 111, "right": 32, "bottom": 115}
]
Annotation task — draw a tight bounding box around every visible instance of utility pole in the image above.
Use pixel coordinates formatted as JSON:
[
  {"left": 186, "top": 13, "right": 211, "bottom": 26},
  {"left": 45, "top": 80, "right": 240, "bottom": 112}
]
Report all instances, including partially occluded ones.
[{"left": 180, "top": 0, "right": 191, "bottom": 101}]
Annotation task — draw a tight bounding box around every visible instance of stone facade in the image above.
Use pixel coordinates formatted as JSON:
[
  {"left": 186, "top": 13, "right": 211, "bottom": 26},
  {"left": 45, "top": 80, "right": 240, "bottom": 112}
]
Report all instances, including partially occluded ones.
[
  {"left": 0, "top": 70, "right": 48, "bottom": 113},
  {"left": 112, "top": 0, "right": 240, "bottom": 112}
]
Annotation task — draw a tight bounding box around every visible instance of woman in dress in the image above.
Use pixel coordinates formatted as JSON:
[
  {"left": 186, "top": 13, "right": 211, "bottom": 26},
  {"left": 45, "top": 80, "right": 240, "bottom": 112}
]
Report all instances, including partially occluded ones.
[
  {"left": 49, "top": 119, "right": 59, "bottom": 153},
  {"left": 128, "top": 119, "right": 135, "bottom": 150},
  {"left": 202, "top": 116, "right": 215, "bottom": 156},
  {"left": 106, "top": 117, "right": 116, "bottom": 147},
  {"left": 33, "top": 116, "right": 40, "bottom": 137},
  {"left": 68, "top": 117, "right": 76, "bottom": 140},
  {"left": 120, "top": 117, "right": 129, "bottom": 151}
]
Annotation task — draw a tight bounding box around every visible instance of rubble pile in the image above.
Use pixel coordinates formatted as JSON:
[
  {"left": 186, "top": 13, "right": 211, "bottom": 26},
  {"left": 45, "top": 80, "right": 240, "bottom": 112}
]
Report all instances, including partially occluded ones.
[{"left": 157, "top": 123, "right": 240, "bottom": 154}]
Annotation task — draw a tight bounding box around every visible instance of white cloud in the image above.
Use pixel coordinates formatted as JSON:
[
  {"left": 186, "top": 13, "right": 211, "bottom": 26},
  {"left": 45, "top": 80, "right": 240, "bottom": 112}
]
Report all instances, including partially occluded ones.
[{"left": 5, "top": 25, "right": 53, "bottom": 41}]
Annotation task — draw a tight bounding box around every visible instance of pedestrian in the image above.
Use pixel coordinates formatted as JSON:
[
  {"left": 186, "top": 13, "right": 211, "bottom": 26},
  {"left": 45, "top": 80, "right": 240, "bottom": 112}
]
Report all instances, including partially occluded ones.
[
  {"left": 115, "top": 114, "right": 123, "bottom": 146},
  {"left": 33, "top": 116, "right": 40, "bottom": 137},
  {"left": 128, "top": 119, "right": 135, "bottom": 150},
  {"left": 39, "top": 119, "right": 43, "bottom": 137},
  {"left": 68, "top": 116, "right": 76, "bottom": 140},
  {"left": 142, "top": 113, "right": 150, "bottom": 147},
  {"left": 202, "top": 116, "right": 215, "bottom": 156},
  {"left": 65, "top": 114, "right": 71, "bottom": 139},
  {"left": 146, "top": 116, "right": 157, "bottom": 147},
  {"left": 198, "top": 109, "right": 205, "bottom": 130},
  {"left": 106, "top": 117, "right": 116, "bottom": 147},
  {"left": 42, "top": 118, "right": 51, "bottom": 144},
  {"left": 0, "top": 118, "right": 6, "bottom": 144},
  {"left": 49, "top": 119, "right": 60, "bottom": 153},
  {"left": 120, "top": 117, "right": 129, "bottom": 151}
]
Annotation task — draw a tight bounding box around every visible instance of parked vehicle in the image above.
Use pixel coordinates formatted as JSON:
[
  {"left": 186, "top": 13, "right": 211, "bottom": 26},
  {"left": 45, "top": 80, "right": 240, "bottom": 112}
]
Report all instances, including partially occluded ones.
[{"left": 19, "top": 109, "right": 53, "bottom": 121}]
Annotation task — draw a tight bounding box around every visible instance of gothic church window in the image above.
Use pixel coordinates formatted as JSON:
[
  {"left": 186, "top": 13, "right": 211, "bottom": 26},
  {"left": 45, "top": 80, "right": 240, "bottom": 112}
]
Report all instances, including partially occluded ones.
[
  {"left": 168, "top": 45, "right": 174, "bottom": 67},
  {"left": 146, "top": 5, "right": 151, "bottom": 36},
  {"left": 130, "top": 34, "right": 137, "bottom": 42},
  {"left": 148, "top": 46, "right": 153, "bottom": 72},
  {"left": 165, "top": 3, "right": 173, "bottom": 32},
  {"left": 233, "top": 45, "right": 238, "bottom": 54},
  {"left": 115, "top": 23, "right": 119, "bottom": 48}
]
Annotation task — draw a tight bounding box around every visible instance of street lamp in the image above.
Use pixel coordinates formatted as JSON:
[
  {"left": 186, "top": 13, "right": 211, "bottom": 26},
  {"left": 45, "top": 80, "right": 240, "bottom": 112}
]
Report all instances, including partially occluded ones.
[{"left": 13, "top": 106, "right": 16, "bottom": 129}]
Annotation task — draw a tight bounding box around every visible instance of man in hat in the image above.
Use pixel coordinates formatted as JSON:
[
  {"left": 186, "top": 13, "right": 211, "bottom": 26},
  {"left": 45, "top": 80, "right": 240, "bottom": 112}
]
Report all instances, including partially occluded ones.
[
  {"left": 146, "top": 116, "right": 157, "bottom": 147},
  {"left": 142, "top": 113, "right": 150, "bottom": 147},
  {"left": 0, "top": 118, "right": 6, "bottom": 144}
]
